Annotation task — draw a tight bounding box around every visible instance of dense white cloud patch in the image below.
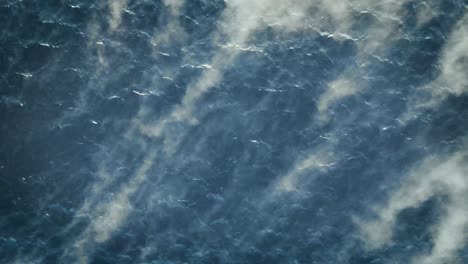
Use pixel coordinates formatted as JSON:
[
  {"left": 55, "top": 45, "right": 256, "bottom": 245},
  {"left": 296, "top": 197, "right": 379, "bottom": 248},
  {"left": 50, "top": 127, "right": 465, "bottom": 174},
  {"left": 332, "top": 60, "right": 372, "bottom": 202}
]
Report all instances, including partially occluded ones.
[{"left": 357, "top": 145, "right": 468, "bottom": 264}]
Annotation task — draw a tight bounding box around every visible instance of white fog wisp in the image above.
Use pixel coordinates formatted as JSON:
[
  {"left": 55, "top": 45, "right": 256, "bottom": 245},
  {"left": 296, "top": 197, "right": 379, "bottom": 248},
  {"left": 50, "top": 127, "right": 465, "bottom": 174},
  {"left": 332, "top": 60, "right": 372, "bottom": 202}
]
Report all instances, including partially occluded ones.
[
  {"left": 11, "top": 1, "right": 467, "bottom": 264},
  {"left": 402, "top": 13, "right": 468, "bottom": 122},
  {"left": 357, "top": 147, "right": 468, "bottom": 264},
  {"left": 108, "top": 0, "right": 128, "bottom": 32}
]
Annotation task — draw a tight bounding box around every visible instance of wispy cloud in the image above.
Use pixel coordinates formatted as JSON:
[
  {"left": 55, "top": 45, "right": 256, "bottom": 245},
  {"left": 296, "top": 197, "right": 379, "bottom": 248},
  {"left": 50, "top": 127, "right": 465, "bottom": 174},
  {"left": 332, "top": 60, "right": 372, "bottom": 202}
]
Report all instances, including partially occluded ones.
[
  {"left": 45, "top": 2, "right": 467, "bottom": 264},
  {"left": 107, "top": 0, "right": 128, "bottom": 32},
  {"left": 415, "top": 2, "right": 438, "bottom": 28},
  {"left": 317, "top": 78, "right": 359, "bottom": 121},
  {"left": 276, "top": 149, "right": 336, "bottom": 192},
  {"left": 63, "top": 150, "right": 157, "bottom": 263},
  {"left": 135, "top": 0, "right": 413, "bottom": 140},
  {"left": 357, "top": 143, "right": 468, "bottom": 263},
  {"left": 139, "top": 0, "right": 323, "bottom": 144},
  {"left": 403, "top": 13, "right": 468, "bottom": 122},
  {"left": 152, "top": 0, "right": 187, "bottom": 46},
  {"left": 437, "top": 14, "right": 468, "bottom": 96}
]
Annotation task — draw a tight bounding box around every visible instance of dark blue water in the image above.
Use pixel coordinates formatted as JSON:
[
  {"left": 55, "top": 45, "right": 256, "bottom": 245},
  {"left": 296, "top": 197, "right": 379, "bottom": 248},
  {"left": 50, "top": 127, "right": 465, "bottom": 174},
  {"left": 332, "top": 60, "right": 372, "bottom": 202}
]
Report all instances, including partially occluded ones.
[{"left": 1, "top": 0, "right": 468, "bottom": 263}]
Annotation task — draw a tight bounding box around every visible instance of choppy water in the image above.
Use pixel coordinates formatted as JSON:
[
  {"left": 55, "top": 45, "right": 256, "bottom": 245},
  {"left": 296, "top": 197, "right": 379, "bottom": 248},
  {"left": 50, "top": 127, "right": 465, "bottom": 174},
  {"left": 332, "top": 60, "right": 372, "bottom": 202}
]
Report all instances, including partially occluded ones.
[{"left": 1, "top": 0, "right": 468, "bottom": 263}]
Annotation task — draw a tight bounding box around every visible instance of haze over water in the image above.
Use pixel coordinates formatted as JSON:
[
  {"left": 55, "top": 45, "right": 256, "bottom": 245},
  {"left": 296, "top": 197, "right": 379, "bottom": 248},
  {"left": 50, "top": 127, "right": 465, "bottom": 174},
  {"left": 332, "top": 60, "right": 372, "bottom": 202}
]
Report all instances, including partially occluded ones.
[{"left": 1, "top": 0, "right": 468, "bottom": 263}]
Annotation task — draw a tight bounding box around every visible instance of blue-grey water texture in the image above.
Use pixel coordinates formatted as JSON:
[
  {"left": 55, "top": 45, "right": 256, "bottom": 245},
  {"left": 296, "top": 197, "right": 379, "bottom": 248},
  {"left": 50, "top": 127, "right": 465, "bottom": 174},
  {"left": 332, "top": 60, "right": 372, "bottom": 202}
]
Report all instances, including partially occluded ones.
[{"left": 1, "top": 0, "right": 468, "bottom": 264}]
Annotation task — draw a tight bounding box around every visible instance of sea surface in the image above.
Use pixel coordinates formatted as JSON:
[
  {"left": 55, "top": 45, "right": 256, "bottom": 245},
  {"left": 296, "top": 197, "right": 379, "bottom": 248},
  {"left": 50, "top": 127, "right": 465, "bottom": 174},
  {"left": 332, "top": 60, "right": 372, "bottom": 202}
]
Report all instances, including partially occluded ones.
[{"left": 1, "top": 0, "right": 468, "bottom": 263}]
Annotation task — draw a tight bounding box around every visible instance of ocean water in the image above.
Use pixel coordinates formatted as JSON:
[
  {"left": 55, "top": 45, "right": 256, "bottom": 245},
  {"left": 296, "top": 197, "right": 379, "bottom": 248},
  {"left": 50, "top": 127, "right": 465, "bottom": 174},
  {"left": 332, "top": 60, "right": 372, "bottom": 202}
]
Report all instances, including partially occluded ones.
[{"left": 1, "top": 0, "right": 468, "bottom": 263}]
